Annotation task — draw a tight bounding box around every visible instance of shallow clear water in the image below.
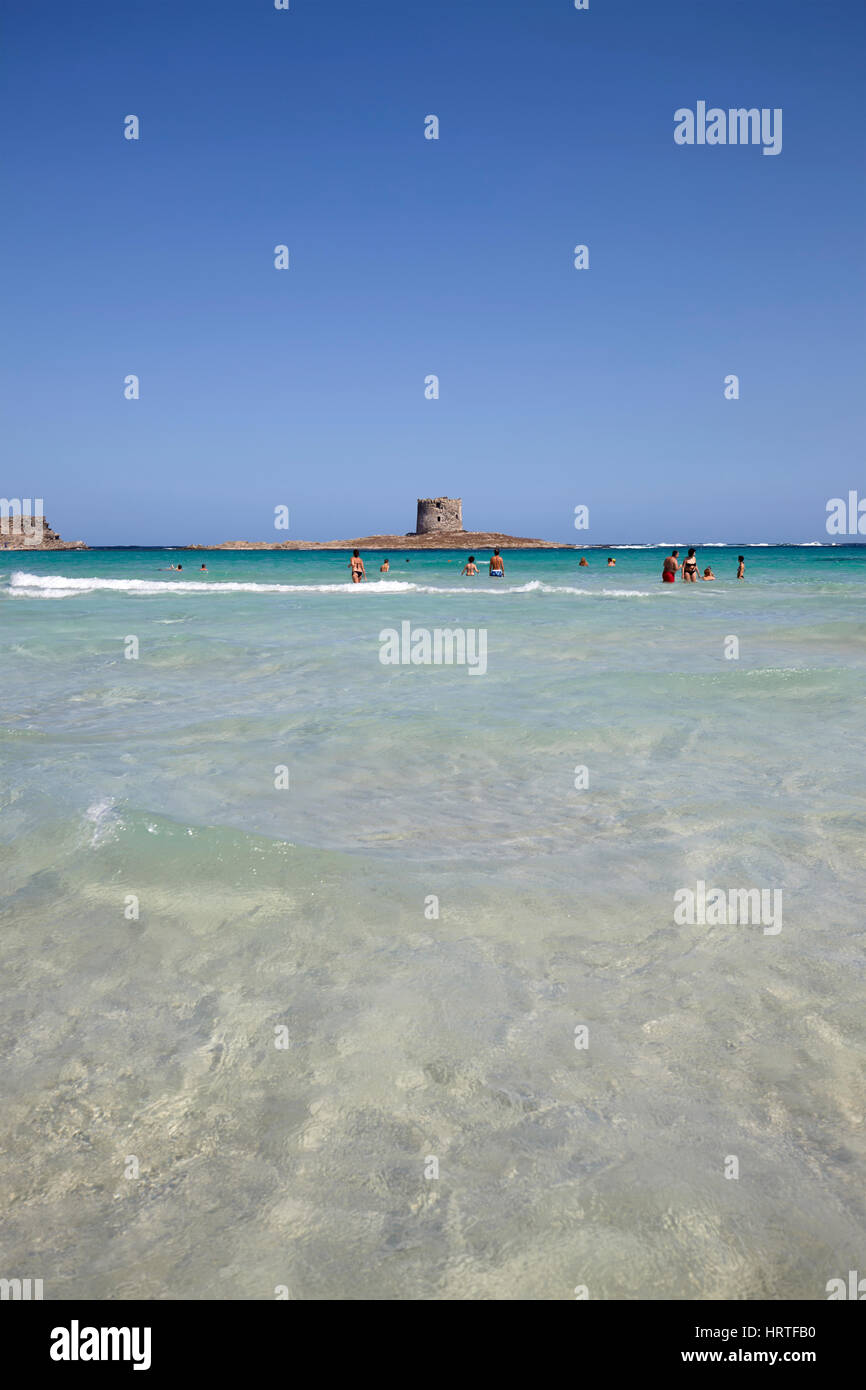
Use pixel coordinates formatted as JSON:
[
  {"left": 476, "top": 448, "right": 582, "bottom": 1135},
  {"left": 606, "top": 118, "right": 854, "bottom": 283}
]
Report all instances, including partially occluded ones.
[{"left": 1, "top": 545, "right": 864, "bottom": 1299}]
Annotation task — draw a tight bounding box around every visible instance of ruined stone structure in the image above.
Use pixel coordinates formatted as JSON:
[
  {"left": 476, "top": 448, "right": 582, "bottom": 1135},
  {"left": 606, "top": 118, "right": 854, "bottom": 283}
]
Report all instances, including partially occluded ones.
[
  {"left": 0, "top": 507, "right": 86, "bottom": 549},
  {"left": 198, "top": 494, "right": 573, "bottom": 548},
  {"left": 414, "top": 497, "right": 463, "bottom": 534},
  {"left": 205, "top": 492, "right": 570, "bottom": 548}
]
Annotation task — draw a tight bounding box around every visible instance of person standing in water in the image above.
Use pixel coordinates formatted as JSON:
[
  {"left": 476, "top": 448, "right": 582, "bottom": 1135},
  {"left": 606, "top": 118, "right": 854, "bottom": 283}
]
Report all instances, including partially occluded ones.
[
  {"left": 380, "top": 558, "right": 389, "bottom": 573},
  {"left": 682, "top": 548, "right": 699, "bottom": 582},
  {"left": 607, "top": 557, "right": 616, "bottom": 567},
  {"left": 737, "top": 555, "right": 745, "bottom": 580},
  {"left": 462, "top": 556, "right": 479, "bottom": 575},
  {"left": 578, "top": 556, "right": 589, "bottom": 567},
  {"left": 349, "top": 549, "right": 366, "bottom": 583},
  {"left": 489, "top": 548, "right": 505, "bottom": 577},
  {"left": 662, "top": 549, "right": 679, "bottom": 583}
]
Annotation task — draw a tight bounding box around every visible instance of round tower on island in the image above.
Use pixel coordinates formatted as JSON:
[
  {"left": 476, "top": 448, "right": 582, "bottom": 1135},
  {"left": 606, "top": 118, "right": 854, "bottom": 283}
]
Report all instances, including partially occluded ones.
[{"left": 415, "top": 497, "right": 463, "bottom": 534}]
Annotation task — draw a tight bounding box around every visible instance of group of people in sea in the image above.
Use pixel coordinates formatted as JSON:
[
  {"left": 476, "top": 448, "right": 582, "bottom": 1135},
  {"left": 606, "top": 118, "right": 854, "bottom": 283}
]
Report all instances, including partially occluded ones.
[
  {"left": 575, "top": 549, "right": 744, "bottom": 581},
  {"left": 160, "top": 549, "right": 747, "bottom": 584},
  {"left": 350, "top": 548, "right": 508, "bottom": 582},
  {"left": 660, "top": 548, "right": 745, "bottom": 582},
  {"left": 351, "top": 546, "right": 747, "bottom": 583}
]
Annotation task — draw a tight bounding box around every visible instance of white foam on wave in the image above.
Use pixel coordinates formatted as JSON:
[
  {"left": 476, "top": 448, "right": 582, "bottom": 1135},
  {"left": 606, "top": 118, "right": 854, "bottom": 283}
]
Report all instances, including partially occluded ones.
[
  {"left": 599, "top": 541, "right": 832, "bottom": 548},
  {"left": 84, "top": 797, "right": 121, "bottom": 847},
  {"left": 7, "top": 571, "right": 660, "bottom": 599},
  {"left": 8, "top": 571, "right": 418, "bottom": 596}
]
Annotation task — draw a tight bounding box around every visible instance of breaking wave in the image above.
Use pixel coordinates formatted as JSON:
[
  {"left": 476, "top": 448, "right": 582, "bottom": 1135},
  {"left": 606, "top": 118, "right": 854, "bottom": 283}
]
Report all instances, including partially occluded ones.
[{"left": 6, "top": 572, "right": 660, "bottom": 599}]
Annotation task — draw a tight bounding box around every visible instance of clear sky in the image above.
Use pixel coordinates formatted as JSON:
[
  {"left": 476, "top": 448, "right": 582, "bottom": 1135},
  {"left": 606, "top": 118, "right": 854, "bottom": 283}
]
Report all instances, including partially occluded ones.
[{"left": 2, "top": 0, "right": 864, "bottom": 545}]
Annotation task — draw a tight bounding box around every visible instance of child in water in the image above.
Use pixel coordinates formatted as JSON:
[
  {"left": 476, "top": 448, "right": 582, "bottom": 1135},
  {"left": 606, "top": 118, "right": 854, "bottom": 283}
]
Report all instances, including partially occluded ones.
[{"left": 702, "top": 567, "right": 715, "bottom": 580}]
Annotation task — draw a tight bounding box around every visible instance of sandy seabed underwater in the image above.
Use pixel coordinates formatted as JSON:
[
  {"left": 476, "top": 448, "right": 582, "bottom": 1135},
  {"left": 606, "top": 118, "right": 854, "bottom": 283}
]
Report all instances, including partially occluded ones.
[{"left": 1, "top": 545, "right": 864, "bottom": 1299}]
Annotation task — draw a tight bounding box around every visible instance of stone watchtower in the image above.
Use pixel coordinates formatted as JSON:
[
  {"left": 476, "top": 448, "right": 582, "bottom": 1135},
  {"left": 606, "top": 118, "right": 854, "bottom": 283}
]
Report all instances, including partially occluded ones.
[{"left": 415, "top": 497, "right": 463, "bottom": 534}]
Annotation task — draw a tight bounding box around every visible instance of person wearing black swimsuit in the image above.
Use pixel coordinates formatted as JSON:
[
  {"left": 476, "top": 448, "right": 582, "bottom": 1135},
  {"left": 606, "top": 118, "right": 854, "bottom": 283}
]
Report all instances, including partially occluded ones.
[{"left": 682, "top": 548, "right": 699, "bottom": 582}]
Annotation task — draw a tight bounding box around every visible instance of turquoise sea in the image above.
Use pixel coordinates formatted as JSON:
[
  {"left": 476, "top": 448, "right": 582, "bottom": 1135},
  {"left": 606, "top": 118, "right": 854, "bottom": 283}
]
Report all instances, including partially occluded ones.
[{"left": 1, "top": 544, "right": 864, "bottom": 1299}]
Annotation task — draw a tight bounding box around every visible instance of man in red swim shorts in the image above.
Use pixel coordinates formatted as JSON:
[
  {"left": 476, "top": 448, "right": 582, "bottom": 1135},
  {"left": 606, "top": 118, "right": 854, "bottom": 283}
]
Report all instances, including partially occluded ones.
[{"left": 662, "top": 549, "right": 679, "bottom": 583}]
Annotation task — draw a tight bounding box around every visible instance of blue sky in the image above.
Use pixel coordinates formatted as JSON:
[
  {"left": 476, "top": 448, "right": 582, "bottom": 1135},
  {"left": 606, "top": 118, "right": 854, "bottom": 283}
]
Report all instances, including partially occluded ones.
[{"left": 2, "top": 0, "right": 864, "bottom": 544}]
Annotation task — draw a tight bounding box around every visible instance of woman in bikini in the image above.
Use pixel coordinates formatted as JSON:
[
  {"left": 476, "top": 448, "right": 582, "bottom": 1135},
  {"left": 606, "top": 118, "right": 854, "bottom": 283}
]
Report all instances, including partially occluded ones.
[
  {"left": 682, "top": 548, "right": 699, "bottom": 582},
  {"left": 349, "top": 550, "right": 366, "bottom": 583}
]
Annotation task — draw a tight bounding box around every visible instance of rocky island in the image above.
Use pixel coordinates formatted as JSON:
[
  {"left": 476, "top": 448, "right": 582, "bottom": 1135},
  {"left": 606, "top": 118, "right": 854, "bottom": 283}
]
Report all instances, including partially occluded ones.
[
  {"left": 0, "top": 509, "right": 87, "bottom": 550},
  {"left": 190, "top": 497, "right": 574, "bottom": 550}
]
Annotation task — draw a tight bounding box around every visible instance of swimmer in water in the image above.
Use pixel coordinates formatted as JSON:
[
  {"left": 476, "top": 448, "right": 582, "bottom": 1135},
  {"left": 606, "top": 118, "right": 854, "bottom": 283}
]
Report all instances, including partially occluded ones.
[
  {"left": 662, "top": 549, "right": 679, "bottom": 583},
  {"left": 462, "top": 555, "right": 479, "bottom": 575},
  {"left": 489, "top": 548, "right": 505, "bottom": 578},
  {"left": 578, "top": 557, "right": 588, "bottom": 567},
  {"left": 380, "top": 558, "right": 389, "bottom": 573},
  {"left": 702, "top": 566, "right": 715, "bottom": 580},
  {"left": 200, "top": 563, "right": 207, "bottom": 571},
  {"left": 607, "top": 557, "right": 616, "bottom": 567},
  {"left": 349, "top": 549, "right": 366, "bottom": 583},
  {"left": 737, "top": 555, "right": 745, "bottom": 580}
]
